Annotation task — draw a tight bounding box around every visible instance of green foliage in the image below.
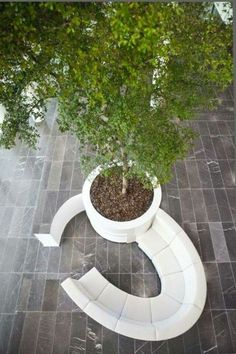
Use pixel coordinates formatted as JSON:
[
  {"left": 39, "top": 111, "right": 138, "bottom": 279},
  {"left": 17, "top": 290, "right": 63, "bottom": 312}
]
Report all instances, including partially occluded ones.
[{"left": 0, "top": 2, "right": 233, "bottom": 186}]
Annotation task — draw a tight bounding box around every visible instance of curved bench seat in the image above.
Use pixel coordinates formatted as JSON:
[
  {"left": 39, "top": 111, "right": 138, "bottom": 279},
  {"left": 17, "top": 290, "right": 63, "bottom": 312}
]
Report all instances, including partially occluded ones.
[
  {"left": 61, "top": 208, "right": 207, "bottom": 341},
  {"left": 35, "top": 193, "right": 85, "bottom": 246}
]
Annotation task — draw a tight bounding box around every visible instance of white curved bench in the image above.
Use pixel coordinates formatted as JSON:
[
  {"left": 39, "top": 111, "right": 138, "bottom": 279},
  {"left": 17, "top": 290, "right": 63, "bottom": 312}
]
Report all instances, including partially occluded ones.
[
  {"left": 35, "top": 193, "right": 85, "bottom": 246},
  {"left": 61, "top": 208, "right": 207, "bottom": 341}
]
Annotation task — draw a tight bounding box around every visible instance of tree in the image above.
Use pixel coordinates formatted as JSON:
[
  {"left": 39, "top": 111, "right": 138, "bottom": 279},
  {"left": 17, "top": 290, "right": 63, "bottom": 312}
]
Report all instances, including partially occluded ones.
[{"left": 0, "top": 2, "right": 233, "bottom": 193}]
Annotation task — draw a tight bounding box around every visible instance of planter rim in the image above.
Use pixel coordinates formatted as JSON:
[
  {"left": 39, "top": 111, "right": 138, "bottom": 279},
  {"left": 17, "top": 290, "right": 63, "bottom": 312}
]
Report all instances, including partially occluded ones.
[{"left": 82, "top": 165, "right": 162, "bottom": 230}]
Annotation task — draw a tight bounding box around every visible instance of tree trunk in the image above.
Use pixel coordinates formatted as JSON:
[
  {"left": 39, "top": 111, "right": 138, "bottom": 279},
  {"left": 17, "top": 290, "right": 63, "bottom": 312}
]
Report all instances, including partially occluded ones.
[
  {"left": 122, "top": 174, "right": 128, "bottom": 195},
  {"left": 121, "top": 147, "right": 129, "bottom": 195}
]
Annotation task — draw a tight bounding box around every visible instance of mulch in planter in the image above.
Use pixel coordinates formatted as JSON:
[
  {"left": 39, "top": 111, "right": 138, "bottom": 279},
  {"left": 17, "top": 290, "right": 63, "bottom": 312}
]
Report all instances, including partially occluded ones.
[{"left": 90, "top": 173, "right": 154, "bottom": 222}]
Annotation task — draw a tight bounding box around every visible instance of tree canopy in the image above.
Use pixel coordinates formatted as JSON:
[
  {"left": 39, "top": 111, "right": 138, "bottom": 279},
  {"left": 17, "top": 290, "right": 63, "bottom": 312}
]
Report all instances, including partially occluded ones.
[{"left": 0, "top": 2, "right": 233, "bottom": 187}]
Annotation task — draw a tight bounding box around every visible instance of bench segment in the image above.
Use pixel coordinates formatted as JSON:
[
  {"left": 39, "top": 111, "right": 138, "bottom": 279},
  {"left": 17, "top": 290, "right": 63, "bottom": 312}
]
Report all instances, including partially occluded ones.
[{"left": 35, "top": 193, "right": 85, "bottom": 246}]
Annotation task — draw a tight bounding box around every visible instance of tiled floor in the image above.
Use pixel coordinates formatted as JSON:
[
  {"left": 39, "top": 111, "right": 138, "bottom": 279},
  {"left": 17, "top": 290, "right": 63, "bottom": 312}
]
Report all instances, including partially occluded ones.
[{"left": 0, "top": 85, "right": 235, "bottom": 354}]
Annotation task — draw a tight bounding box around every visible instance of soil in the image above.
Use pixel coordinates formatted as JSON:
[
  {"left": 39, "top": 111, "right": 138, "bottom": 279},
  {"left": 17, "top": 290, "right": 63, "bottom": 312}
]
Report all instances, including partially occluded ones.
[{"left": 90, "top": 173, "right": 154, "bottom": 222}]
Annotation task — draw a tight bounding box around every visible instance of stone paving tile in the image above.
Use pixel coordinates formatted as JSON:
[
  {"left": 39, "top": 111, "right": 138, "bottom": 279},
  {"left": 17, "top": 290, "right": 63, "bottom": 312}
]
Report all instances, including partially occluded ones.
[{"left": 0, "top": 85, "right": 235, "bottom": 353}]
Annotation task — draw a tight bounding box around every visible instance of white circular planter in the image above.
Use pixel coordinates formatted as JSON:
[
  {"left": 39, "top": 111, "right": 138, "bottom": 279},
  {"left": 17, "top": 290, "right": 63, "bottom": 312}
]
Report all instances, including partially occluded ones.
[{"left": 82, "top": 166, "right": 162, "bottom": 243}]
